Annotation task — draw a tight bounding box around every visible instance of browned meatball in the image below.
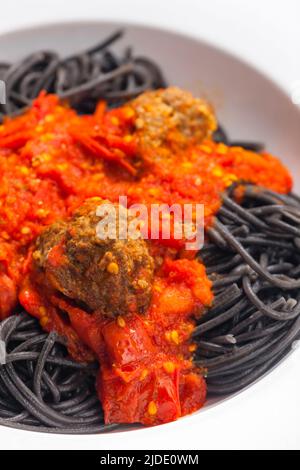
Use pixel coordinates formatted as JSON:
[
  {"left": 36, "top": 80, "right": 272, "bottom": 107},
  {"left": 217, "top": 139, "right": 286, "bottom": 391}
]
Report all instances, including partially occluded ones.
[
  {"left": 33, "top": 198, "right": 154, "bottom": 317},
  {"left": 130, "top": 86, "right": 216, "bottom": 151}
]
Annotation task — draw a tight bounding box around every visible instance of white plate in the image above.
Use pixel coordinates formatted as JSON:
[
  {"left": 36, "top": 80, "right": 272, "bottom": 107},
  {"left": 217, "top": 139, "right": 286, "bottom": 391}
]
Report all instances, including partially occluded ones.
[{"left": 0, "top": 20, "right": 300, "bottom": 450}]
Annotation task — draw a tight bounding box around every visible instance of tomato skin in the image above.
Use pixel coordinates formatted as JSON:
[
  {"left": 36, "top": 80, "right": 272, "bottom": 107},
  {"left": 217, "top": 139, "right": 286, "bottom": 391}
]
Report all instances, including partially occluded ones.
[
  {"left": 99, "top": 356, "right": 182, "bottom": 425},
  {"left": 101, "top": 315, "right": 155, "bottom": 367},
  {"left": 19, "top": 278, "right": 96, "bottom": 362},
  {"left": 72, "top": 311, "right": 207, "bottom": 425},
  {"left": 180, "top": 372, "right": 207, "bottom": 416},
  {"left": 67, "top": 310, "right": 188, "bottom": 425}
]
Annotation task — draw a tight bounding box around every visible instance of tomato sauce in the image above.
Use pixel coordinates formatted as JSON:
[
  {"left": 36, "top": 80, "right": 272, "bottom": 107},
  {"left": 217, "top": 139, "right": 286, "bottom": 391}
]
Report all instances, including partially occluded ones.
[{"left": 0, "top": 93, "right": 292, "bottom": 426}]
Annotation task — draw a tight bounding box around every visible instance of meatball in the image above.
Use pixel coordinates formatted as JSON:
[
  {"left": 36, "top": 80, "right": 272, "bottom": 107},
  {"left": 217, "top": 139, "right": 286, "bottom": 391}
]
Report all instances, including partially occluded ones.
[
  {"left": 33, "top": 198, "right": 154, "bottom": 317},
  {"left": 130, "top": 86, "right": 216, "bottom": 151}
]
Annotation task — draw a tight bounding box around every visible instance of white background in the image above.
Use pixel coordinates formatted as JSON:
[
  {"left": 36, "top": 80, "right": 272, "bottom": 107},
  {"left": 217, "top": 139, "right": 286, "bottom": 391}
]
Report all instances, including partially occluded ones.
[{"left": 0, "top": 0, "right": 299, "bottom": 450}]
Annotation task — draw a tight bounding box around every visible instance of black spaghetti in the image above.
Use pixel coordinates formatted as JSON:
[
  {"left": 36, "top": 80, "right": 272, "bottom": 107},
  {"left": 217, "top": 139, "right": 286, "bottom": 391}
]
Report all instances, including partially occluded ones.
[
  {"left": 0, "top": 29, "right": 167, "bottom": 120},
  {"left": 0, "top": 313, "right": 118, "bottom": 433},
  {"left": 194, "top": 185, "right": 300, "bottom": 394}
]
